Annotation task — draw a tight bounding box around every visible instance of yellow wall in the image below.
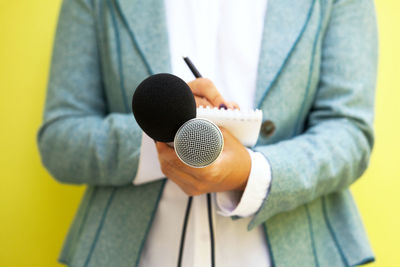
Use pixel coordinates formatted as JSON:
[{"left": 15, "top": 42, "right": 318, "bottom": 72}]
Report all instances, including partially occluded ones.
[{"left": 0, "top": 1, "right": 398, "bottom": 266}]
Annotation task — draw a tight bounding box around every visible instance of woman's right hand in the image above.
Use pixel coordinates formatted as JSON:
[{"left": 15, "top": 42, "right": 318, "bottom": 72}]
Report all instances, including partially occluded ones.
[{"left": 187, "top": 78, "right": 239, "bottom": 109}]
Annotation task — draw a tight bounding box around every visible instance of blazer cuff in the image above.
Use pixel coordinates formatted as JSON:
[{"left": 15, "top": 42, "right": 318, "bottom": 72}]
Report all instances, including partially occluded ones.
[
  {"left": 216, "top": 148, "right": 272, "bottom": 217},
  {"left": 133, "top": 132, "right": 165, "bottom": 185}
]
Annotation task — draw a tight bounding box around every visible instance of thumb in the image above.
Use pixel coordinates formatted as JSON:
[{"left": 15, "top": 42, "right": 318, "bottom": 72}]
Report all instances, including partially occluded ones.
[{"left": 188, "top": 78, "right": 226, "bottom": 107}]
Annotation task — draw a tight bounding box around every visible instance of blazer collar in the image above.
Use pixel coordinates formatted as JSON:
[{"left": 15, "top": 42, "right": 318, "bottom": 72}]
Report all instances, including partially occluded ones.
[
  {"left": 116, "top": 0, "right": 171, "bottom": 74},
  {"left": 116, "top": 0, "right": 315, "bottom": 106}
]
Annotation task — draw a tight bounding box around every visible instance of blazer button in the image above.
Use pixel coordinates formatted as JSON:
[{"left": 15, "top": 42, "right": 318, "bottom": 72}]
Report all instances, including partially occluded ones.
[{"left": 261, "top": 120, "right": 276, "bottom": 138}]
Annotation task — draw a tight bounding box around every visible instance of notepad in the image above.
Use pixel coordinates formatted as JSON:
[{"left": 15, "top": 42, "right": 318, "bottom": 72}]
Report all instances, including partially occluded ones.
[{"left": 196, "top": 106, "right": 263, "bottom": 147}]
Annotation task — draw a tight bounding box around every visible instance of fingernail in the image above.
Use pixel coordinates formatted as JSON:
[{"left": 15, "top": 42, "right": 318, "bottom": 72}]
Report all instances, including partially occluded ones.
[{"left": 219, "top": 103, "right": 227, "bottom": 110}]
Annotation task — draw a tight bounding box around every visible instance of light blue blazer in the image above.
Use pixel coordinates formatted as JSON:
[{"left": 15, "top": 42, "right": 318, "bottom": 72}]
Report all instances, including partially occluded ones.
[{"left": 37, "top": 0, "right": 378, "bottom": 266}]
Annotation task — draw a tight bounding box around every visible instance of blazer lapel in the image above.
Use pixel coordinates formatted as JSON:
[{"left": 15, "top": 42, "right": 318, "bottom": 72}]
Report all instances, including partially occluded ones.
[
  {"left": 115, "top": 0, "right": 316, "bottom": 106},
  {"left": 254, "top": 0, "right": 317, "bottom": 107},
  {"left": 115, "top": 0, "right": 171, "bottom": 74}
]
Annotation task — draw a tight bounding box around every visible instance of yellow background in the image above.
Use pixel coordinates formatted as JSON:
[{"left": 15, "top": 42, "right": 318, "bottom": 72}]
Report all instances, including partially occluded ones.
[{"left": 0, "top": 0, "right": 399, "bottom": 266}]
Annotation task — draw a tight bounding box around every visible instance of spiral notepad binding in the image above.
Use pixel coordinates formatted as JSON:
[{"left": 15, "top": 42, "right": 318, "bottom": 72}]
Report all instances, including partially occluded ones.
[{"left": 196, "top": 106, "right": 263, "bottom": 147}]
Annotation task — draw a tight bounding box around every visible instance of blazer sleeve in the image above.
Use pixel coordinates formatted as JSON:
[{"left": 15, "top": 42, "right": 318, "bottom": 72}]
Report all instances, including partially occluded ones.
[
  {"left": 37, "top": 0, "right": 142, "bottom": 186},
  {"left": 248, "top": 0, "right": 378, "bottom": 230}
]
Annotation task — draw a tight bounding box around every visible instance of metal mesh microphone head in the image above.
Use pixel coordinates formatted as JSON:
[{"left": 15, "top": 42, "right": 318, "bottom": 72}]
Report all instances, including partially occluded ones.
[{"left": 174, "top": 118, "right": 224, "bottom": 168}]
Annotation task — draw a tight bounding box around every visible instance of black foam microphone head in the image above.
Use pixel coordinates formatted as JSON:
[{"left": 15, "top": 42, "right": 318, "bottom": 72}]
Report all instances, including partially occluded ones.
[{"left": 132, "top": 73, "right": 196, "bottom": 142}]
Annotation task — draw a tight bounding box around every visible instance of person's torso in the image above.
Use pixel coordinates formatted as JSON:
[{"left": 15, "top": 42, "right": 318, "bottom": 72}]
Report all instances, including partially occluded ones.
[{"left": 59, "top": 1, "right": 375, "bottom": 266}]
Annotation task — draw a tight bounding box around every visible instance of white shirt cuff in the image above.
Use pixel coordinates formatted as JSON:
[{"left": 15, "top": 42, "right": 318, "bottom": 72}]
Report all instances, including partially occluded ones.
[
  {"left": 133, "top": 132, "right": 165, "bottom": 185},
  {"left": 216, "top": 148, "right": 272, "bottom": 217}
]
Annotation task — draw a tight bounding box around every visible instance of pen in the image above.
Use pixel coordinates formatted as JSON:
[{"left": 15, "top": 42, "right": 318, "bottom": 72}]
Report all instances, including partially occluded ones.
[
  {"left": 183, "top": 56, "right": 202, "bottom": 78},
  {"left": 183, "top": 56, "right": 227, "bottom": 110}
]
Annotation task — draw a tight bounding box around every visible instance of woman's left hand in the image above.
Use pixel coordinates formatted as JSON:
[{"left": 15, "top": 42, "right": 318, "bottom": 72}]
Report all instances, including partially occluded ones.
[{"left": 155, "top": 127, "right": 251, "bottom": 196}]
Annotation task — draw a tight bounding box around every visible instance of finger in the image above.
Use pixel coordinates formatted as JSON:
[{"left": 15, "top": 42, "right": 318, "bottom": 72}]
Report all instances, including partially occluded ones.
[
  {"left": 156, "top": 142, "right": 205, "bottom": 179},
  {"left": 156, "top": 141, "right": 222, "bottom": 191},
  {"left": 226, "top": 101, "right": 240, "bottom": 110},
  {"left": 168, "top": 176, "right": 204, "bottom": 196},
  {"left": 188, "top": 78, "right": 226, "bottom": 107},
  {"left": 155, "top": 141, "right": 175, "bottom": 154},
  {"left": 161, "top": 160, "right": 200, "bottom": 187},
  {"left": 194, "top": 96, "right": 212, "bottom": 108},
  {"left": 159, "top": 159, "right": 205, "bottom": 195},
  {"left": 155, "top": 142, "right": 179, "bottom": 164}
]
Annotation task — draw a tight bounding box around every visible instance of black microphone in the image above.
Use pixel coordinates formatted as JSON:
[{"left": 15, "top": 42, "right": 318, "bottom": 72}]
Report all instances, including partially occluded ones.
[
  {"left": 131, "top": 73, "right": 223, "bottom": 168},
  {"left": 131, "top": 73, "right": 196, "bottom": 143},
  {"left": 132, "top": 72, "right": 217, "bottom": 267}
]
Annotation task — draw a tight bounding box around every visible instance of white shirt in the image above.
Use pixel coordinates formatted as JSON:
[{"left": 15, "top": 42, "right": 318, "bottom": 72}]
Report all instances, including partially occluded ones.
[{"left": 135, "top": 0, "right": 272, "bottom": 266}]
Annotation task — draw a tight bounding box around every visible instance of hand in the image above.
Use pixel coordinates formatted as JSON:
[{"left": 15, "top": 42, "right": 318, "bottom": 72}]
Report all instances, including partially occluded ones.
[
  {"left": 156, "top": 128, "right": 251, "bottom": 196},
  {"left": 188, "top": 78, "right": 239, "bottom": 109}
]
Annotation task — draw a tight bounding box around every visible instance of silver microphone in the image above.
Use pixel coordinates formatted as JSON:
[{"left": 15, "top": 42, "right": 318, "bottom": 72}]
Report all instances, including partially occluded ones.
[{"left": 174, "top": 118, "right": 224, "bottom": 168}]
